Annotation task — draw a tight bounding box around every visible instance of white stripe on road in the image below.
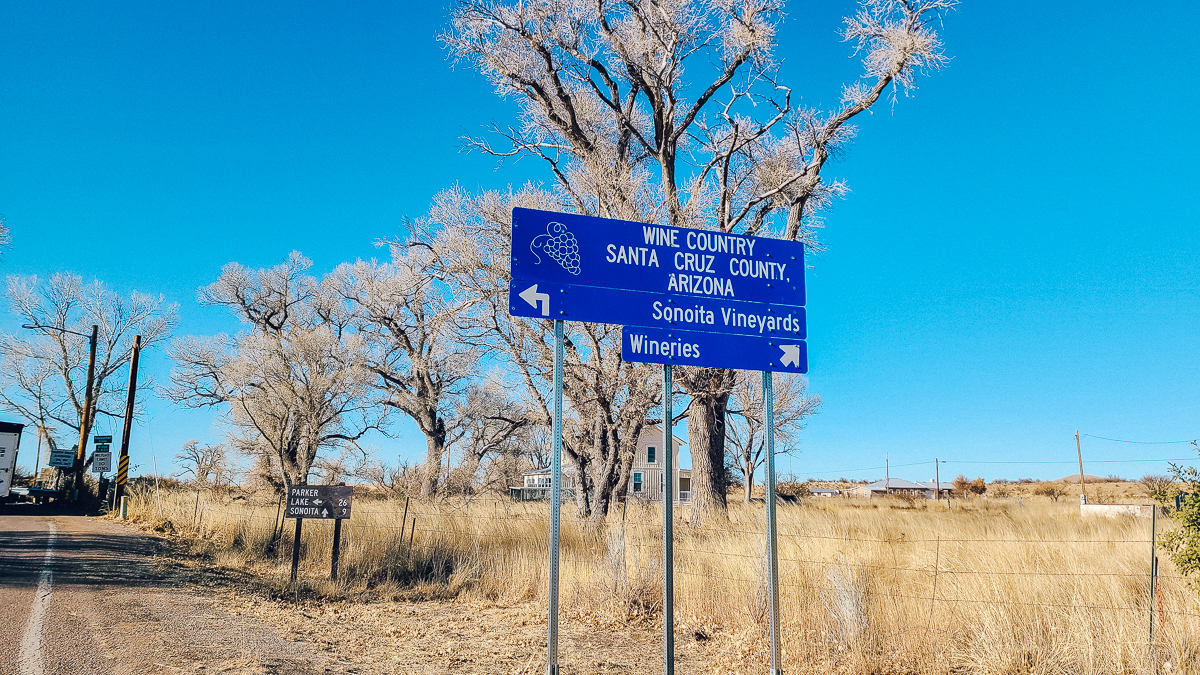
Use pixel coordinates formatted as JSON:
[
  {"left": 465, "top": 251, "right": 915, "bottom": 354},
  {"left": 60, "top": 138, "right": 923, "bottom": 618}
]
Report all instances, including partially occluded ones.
[{"left": 18, "top": 521, "right": 56, "bottom": 675}]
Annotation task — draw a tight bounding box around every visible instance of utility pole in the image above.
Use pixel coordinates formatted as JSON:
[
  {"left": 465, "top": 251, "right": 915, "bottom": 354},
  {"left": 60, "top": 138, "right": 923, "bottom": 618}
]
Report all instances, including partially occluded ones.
[
  {"left": 935, "top": 458, "right": 942, "bottom": 508},
  {"left": 32, "top": 426, "right": 44, "bottom": 484},
  {"left": 1075, "top": 430, "right": 1086, "bottom": 505},
  {"left": 885, "top": 452, "right": 890, "bottom": 496},
  {"left": 73, "top": 325, "right": 99, "bottom": 503},
  {"left": 113, "top": 335, "right": 142, "bottom": 507}
]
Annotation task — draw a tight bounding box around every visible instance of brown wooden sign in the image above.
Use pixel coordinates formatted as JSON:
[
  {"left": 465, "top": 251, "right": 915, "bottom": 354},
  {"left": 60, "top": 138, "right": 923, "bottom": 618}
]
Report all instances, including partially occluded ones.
[{"left": 286, "top": 485, "right": 353, "bottom": 519}]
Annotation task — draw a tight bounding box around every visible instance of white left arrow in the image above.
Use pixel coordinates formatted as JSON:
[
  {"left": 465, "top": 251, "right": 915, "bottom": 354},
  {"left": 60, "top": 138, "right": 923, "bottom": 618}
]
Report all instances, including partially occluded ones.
[
  {"left": 780, "top": 344, "right": 801, "bottom": 368},
  {"left": 519, "top": 284, "right": 551, "bottom": 317}
]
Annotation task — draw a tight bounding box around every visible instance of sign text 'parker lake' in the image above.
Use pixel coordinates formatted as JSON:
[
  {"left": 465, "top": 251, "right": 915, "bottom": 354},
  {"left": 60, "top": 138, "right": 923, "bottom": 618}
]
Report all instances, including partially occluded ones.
[{"left": 286, "top": 485, "right": 354, "bottom": 520}]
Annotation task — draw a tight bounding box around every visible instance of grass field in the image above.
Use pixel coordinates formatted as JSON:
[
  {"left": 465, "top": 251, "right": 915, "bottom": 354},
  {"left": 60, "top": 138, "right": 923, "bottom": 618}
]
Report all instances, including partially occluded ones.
[{"left": 123, "top": 487, "right": 1200, "bottom": 674}]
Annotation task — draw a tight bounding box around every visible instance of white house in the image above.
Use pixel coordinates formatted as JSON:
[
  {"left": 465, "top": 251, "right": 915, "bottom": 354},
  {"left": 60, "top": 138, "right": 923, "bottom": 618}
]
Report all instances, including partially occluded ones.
[
  {"left": 516, "top": 425, "right": 690, "bottom": 502},
  {"left": 850, "top": 479, "right": 952, "bottom": 499}
]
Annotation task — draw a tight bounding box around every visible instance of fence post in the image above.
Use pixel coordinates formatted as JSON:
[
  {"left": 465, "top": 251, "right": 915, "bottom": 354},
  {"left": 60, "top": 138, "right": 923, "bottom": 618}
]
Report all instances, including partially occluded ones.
[
  {"left": 1149, "top": 507, "right": 1157, "bottom": 675},
  {"left": 408, "top": 517, "right": 417, "bottom": 555},
  {"left": 272, "top": 494, "right": 283, "bottom": 541},
  {"left": 401, "top": 496, "right": 410, "bottom": 540}
]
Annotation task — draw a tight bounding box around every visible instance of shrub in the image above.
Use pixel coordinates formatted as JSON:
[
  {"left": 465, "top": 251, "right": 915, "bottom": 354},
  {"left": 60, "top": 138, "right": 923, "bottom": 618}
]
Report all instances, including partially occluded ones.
[
  {"left": 1161, "top": 446, "right": 1200, "bottom": 580},
  {"left": 1033, "top": 482, "right": 1068, "bottom": 502},
  {"left": 953, "top": 475, "right": 986, "bottom": 497},
  {"left": 1141, "top": 474, "right": 1179, "bottom": 507}
]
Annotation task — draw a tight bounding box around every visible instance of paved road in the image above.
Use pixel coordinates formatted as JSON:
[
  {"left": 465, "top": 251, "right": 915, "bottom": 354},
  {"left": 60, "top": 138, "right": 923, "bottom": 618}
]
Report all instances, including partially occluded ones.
[{"left": 0, "top": 508, "right": 327, "bottom": 675}]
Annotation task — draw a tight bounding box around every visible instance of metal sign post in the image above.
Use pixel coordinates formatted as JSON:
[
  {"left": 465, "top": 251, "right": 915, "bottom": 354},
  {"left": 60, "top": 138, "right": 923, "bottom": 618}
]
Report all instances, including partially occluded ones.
[
  {"left": 507, "top": 207, "right": 810, "bottom": 675},
  {"left": 547, "top": 319, "right": 564, "bottom": 675},
  {"left": 663, "top": 365, "right": 675, "bottom": 675},
  {"left": 763, "top": 371, "right": 783, "bottom": 674}
]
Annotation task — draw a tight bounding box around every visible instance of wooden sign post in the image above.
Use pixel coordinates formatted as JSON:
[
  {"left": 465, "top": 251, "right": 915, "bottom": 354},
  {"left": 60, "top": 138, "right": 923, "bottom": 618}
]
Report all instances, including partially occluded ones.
[{"left": 285, "top": 484, "right": 354, "bottom": 582}]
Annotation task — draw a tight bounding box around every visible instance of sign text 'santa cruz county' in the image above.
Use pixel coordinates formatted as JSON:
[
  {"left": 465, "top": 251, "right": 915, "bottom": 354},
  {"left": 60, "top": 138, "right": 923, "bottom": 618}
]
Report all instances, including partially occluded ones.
[{"left": 511, "top": 208, "right": 805, "bottom": 307}]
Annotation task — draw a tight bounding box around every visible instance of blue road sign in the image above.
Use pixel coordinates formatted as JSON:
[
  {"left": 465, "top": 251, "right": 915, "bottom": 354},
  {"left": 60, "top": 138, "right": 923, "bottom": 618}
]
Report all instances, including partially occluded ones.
[
  {"left": 621, "top": 326, "right": 808, "bottom": 374},
  {"left": 511, "top": 208, "right": 805, "bottom": 307},
  {"left": 509, "top": 278, "right": 806, "bottom": 339}
]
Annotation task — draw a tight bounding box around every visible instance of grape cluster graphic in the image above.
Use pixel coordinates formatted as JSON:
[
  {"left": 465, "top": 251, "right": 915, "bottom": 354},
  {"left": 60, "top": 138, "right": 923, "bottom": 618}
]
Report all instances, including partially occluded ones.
[{"left": 530, "top": 221, "right": 581, "bottom": 275}]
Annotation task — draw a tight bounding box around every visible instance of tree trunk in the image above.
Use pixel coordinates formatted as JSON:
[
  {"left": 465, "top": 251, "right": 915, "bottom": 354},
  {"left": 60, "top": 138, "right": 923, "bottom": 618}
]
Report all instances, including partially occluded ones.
[
  {"left": 421, "top": 430, "right": 445, "bottom": 499},
  {"left": 687, "top": 389, "right": 731, "bottom": 520},
  {"left": 743, "top": 458, "right": 755, "bottom": 504}
]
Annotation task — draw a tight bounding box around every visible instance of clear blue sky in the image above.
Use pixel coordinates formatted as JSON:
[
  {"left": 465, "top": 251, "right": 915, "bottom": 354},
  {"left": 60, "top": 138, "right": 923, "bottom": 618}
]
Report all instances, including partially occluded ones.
[{"left": 2, "top": 0, "right": 1198, "bottom": 483}]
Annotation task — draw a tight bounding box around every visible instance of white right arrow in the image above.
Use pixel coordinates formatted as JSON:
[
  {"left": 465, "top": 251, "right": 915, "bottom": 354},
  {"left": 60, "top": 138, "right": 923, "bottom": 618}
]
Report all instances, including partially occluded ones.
[
  {"left": 779, "top": 344, "right": 801, "bottom": 368},
  {"left": 519, "top": 283, "right": 551, "bottom": 317}
]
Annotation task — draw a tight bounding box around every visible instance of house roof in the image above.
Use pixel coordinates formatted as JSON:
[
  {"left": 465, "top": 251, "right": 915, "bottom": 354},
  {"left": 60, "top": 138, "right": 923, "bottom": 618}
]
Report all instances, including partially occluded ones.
[{"left": 857, "top": 479, "right": 947, "bottom": 491}]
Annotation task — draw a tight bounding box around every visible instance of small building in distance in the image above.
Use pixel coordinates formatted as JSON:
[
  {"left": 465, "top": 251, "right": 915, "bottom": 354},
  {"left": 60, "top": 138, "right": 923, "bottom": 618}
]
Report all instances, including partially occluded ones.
[
  {"left": 809, "top": 488, "right": 842, "bottom": 498},
  {"left": 850, "top": 479, "right": 952, "bottom": 499},
  {"left": 513, "top": 425, "right": 690, "bottom": 503}
]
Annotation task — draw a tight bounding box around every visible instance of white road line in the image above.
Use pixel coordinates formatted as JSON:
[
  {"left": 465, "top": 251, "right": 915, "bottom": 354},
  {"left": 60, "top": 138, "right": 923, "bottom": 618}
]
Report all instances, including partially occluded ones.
[{"left": 18, "top": 521, "right": 56, "bottom": 675}]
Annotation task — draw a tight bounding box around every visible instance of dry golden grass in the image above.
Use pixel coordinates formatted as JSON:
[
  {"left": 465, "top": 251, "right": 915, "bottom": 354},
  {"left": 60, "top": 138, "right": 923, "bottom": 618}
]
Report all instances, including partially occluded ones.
[{"left": 124, "top": 488, "right": 1200, "bottom": 675}]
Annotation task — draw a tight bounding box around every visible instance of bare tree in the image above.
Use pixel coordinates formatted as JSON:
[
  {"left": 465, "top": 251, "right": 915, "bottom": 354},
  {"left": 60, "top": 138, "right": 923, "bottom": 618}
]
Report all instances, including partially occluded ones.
[
  {"left": 327, "top": 244, "right": 495, "bottom": 498},
  {"left": 444, "top": 0, "right": 956, "bottom": 517},
  {"left": 1033, "top": 482, "right": 1068, "bottom": 502},
  {"left": 174, "top": 440, "right": 234, "bottom": 491},
  {"left": 451, "top": 379, "right": 531, "bottom": 474},
  {"left": 169, "top": 252, "right": 386, "bottom": 492},
  {"left": 1140, "top": 474, "right": 1178, "bottom": 505},
  {"left": 0, "top": 273, "right": 176, "bottom": 464},
  {"left": 726, "top": 372, "right": 820, "bottom": 503},
  {"left": 426, "top": 187, "right": 661, "bottom": 520}
]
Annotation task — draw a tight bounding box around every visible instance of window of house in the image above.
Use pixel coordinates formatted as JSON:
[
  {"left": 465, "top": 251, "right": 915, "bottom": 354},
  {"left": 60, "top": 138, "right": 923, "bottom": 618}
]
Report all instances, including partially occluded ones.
[
  {"left": 646, "top": 446, "right": 656, "bottom": 463},
  {"left": 633, "top": 472, "right": 643, "bottom": 492}
]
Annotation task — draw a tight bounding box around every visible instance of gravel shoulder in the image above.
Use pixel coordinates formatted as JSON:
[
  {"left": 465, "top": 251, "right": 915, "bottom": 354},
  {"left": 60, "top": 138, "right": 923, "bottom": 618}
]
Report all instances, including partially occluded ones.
[
  {"left": 0, "top": 509, "right": 328, "bottom": 675},
  {"left": 3, "top": 508, "right": 769, "bottom": 674}
]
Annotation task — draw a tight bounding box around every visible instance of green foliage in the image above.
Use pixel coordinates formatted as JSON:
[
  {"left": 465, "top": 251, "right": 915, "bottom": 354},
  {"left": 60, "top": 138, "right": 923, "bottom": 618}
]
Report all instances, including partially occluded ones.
[
  {"left": 1161, "top": 445, "right": 1200, "bottom": 580},
  {"left": 1162, "top": 492, "right": 1200, "bottom": 578}
]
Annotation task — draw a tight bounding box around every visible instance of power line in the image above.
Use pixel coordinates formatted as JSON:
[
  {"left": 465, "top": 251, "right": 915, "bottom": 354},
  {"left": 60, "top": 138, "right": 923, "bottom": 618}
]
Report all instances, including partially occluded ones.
[
  {"left": 950, "top": 458, "right": 1195, "bottom": 465},
  {"left": 802, "top": 460, "right": 930, "bottom": 476},
  {"left": 1082, "top": 434, "right": 1197, "bottom": 445}
]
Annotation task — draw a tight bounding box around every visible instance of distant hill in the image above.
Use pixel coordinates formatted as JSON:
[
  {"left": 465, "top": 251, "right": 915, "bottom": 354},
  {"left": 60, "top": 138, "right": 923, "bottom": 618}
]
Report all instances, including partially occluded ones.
[{"left": 1055, "top": 474, "right": 1112, "bottom": 484}]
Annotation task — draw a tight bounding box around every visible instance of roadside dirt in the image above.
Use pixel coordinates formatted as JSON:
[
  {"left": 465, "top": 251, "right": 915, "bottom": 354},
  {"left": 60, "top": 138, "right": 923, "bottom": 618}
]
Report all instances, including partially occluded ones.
[
  {"left": 0, "top": 510, "right": 329, "bottom": 675},
  {"left": 109, "top": 519, "right": 773, "bottom": 674}
]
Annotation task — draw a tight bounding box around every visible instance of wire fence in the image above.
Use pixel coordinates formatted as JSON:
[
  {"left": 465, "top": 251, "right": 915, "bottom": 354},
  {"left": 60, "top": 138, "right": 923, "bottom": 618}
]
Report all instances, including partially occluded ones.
[{"left": 136, "top": 489, "right": 1200, "bottom": 674}]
